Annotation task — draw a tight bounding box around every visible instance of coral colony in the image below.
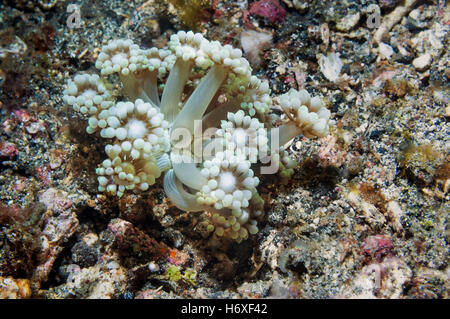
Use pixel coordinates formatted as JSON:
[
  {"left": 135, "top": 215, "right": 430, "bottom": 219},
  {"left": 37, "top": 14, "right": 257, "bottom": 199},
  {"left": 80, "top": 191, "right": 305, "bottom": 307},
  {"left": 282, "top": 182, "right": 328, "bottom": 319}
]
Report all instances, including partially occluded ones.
[{"left": 63, "top": 31, "right": 331, "bottom": 242}]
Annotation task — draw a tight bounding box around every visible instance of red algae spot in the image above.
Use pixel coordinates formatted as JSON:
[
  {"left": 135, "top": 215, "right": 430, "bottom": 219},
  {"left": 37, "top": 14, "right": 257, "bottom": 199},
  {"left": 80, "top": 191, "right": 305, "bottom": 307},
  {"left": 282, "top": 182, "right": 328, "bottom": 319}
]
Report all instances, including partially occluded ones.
[
  {"left": 13, "top": 109, "right": 35, "bottom": 124},
  {"left": 12, "top": 109, "right": 47, "bottom": 137},
  {"left": 362, "top": 235, "right": 393, "bottom": 262},
  {"left": 284, "top": 76, "right": 296, "bottom": 84},
  {"left": 249, "top": 0, "right": 286, "bottom": 24},
  {"left": 35, "top": 165, "right": 52, "bottom": 186},
  {"left": 167, "top": 248, "right": 189, "bottom": 266},
  {"left": 0, "top": 141, "right": 18, "bottom": 159}
]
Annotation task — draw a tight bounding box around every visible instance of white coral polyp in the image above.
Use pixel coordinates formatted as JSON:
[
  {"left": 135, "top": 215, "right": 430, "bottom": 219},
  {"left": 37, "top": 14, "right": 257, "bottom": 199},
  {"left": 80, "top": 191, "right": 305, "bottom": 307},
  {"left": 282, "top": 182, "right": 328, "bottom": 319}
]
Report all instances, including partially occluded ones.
[
  {"left": 279, "top": 88, "right": 331, "bottom": 142},
  {"left": 217, "top": 172, "right": 236, "bottom": 193},
  {"left": 64, "top": 30, "right": 332, "bottom": 242},
  {"left": 126, "top": 119, "right": 147, "bottom": 139},
  {"left": 97, "top": 99, "right": 169, "bottom": 155},
  {"left": 216, "top": 110, "right": 268, "bottom": 162},
  {"left": 63, "top": 74, "right": 113, "bottom": 133},
  {"left": 95, "top": 39, "right": 143, "bottom": 76},
  {"left": 96, "top": 146, "right": 162, "bottom": 197},
  {"left": 197, "top": 151, "right": 258, "bottom": 211}
]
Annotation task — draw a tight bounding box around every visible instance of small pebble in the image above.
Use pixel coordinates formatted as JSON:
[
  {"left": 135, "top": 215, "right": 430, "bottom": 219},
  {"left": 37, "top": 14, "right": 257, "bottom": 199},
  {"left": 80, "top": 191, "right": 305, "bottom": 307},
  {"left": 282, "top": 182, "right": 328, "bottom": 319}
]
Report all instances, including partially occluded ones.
[
  {"left": 107, "top": 261, "right": 120, "bottom": 270},
  {"left": 378, "top": 42, "right": 394, "bottom": 60},
  {"left": 412, "top": 53, "right": 432, "bottom": 71},
  {"left": 148, "top": 262, "right": 160, "bottom": 272},
  {"left": 336, "top": 12, "right": 360, "bottom": 31}
]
